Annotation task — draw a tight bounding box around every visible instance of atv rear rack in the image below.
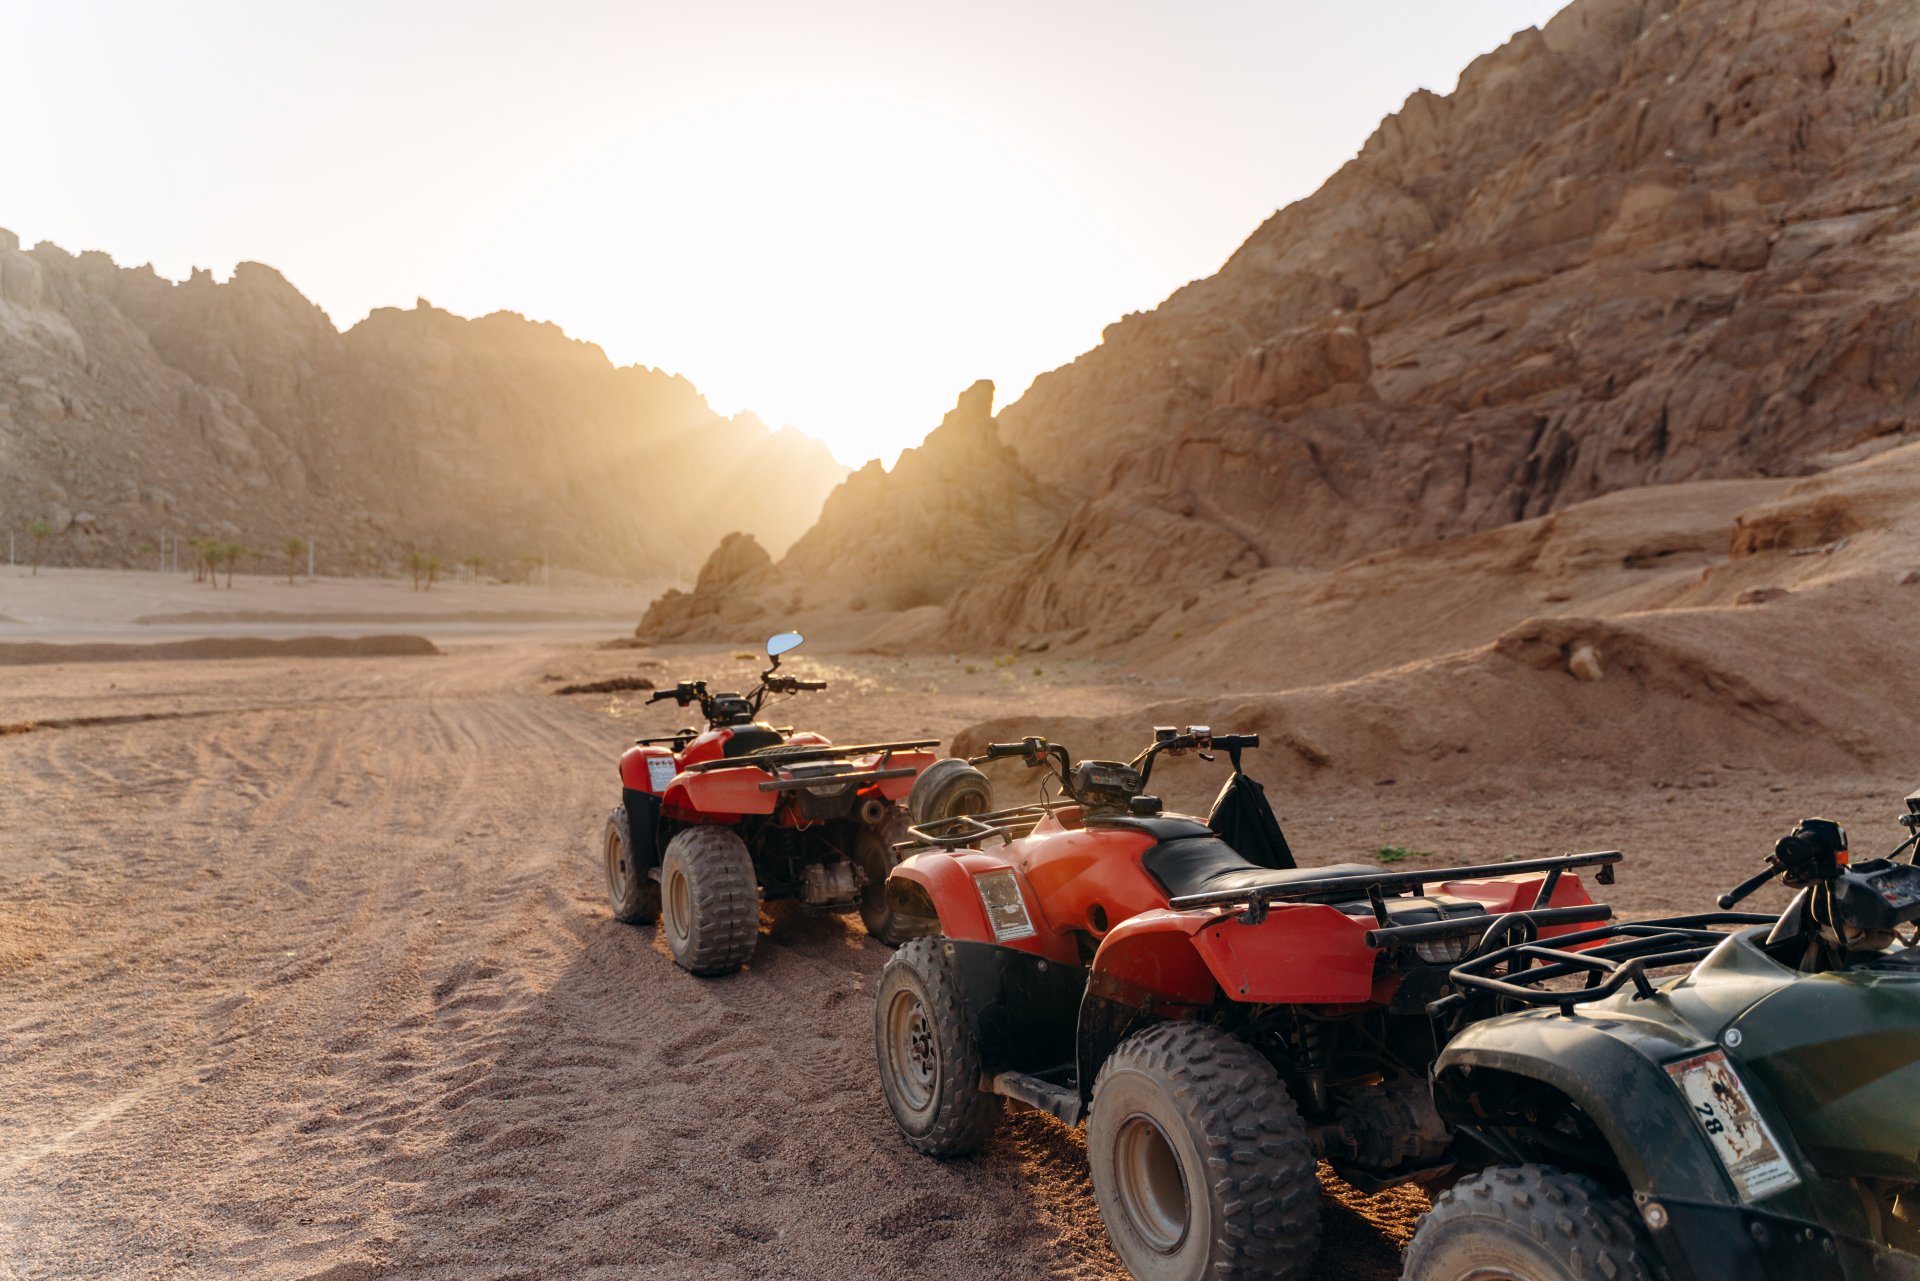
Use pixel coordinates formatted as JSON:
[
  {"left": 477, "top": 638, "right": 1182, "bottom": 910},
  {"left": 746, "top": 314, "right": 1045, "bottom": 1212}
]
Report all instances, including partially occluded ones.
[
  {"left": 757, "top": 767, "right": 918, "bottom": 793},
  {"left": 1167, "top": 849, "right": 1624, "bottom": 917},
  {"left": 681, "top": 739, "right": 940, "bottom": 774},
  {"left": 1439, "top": 911, "right": 1779, "bottom": 1017}
]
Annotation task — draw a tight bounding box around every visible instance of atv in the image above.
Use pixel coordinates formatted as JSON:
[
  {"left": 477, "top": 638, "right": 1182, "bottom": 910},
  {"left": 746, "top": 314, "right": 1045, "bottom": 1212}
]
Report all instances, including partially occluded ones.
[
  {"left": 871, "top": 727, "right": 1618, "bottom": 1281},
  {"left": 601, "top": 631, "right": 942, "bottom": 973},
  {"left": 1405, "top": 793, "right": 1920, "bottom": 1281}
]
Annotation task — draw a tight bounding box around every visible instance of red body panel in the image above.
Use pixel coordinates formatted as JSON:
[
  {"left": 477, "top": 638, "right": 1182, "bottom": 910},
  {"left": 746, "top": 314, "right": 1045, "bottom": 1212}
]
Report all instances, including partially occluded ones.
[
  {"left": 618, "top": 744, "right": 677, "bottom": 793},
  {"left": 1189, "top": 904, "right": 1378, "bottom": 1003},
  {"left": 1089, "top": 911, "right": 1221, "bottom": 1007},
  {"left": 890, "top": 847, "right": 1082, "bottom": 966},
  {"left": 666, "top": 769, "right": 773, "bottom": 818},
  {"left": 1008, "top": 824, "right": 1163, "bottom": 939},
  {"left": 899, "top": 815, "right": 1606, "bottom": 1011},
  {"left": 625, "top": 730, "right": 939, "bottom": 824}
]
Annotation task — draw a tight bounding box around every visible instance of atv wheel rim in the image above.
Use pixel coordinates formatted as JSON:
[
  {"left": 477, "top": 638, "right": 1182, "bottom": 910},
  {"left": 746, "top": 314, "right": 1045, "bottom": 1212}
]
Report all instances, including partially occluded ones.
[
  {"left": 1112, "top": 1113, "right": 1189, "bottom": 1255},
  {"left": 884, "top": 988, "right": 938, "bottom": 1115},
  {"left": 665, "top": 863, "right": 691, "bottom": 946},
  {"left": 606, "top": 829, "right": 631, "bottom": 905}
]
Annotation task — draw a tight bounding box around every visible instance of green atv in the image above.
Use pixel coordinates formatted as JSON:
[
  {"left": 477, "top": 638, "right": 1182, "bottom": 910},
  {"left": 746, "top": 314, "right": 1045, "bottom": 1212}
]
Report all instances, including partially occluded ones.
[{"left": 1405, "top": 793, "right": 1920, "bottom": 1281}]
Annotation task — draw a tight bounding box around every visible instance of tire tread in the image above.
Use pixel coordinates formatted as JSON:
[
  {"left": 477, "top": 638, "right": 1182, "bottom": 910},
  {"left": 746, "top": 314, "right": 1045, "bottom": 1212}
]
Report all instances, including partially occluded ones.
[
  {"left": 1091, "top": 1020, "right": 1320, "bottom": 1280},
  {"left": 662, "top": 825, "right": 759, "bottom": 975}
]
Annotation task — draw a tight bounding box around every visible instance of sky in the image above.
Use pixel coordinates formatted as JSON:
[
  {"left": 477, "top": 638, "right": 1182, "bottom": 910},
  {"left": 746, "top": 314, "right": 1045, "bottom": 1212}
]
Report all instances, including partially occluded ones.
[{"left": 0, "top": 1, "right": 1568, "bottom": 466}]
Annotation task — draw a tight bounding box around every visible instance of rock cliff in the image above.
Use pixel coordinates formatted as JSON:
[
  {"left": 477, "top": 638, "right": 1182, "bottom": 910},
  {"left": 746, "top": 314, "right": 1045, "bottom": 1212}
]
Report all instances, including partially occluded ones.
[
  {"left": 0, "top": 237, "right": 845, "bottom": 577},
  {"left": 644, "top": 0, "right": 1920, "bottom": 651}
]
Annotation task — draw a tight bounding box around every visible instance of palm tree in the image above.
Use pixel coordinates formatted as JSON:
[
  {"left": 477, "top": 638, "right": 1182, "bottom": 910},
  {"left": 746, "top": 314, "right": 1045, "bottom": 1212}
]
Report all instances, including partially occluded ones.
[
  {"left": 423, "top": 554, "right": 441, "bottom": 591},
  {"left": 28, "top": 519, "right": 49, "bottom": 576},
  {"left": 222, "top": 542, "right": 242, "bottom": 588},
  {"left": 284, "top": 536, "right": 306, "bottom": 585}
]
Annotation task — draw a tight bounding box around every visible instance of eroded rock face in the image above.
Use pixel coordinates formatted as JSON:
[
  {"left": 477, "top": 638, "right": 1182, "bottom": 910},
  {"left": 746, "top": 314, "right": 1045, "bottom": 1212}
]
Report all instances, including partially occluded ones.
[
  {"left": 0, "top": 237, "right": 847, "bottom": 575},
  {"left": 637, "top": 381, "right": 1057, "bottom": 637},
  {"left": 942, "top": 0, "right": 1920, "bottom": 647},
  {"left": 637, "top": 531, "right": 779, "bottom": 640}
]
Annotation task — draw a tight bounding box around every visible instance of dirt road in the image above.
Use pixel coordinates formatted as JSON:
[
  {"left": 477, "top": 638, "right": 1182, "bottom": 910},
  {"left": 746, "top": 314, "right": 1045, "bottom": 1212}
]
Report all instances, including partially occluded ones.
[{"left": 1, "top": 616, "right": 1898, "bottom": 1280}]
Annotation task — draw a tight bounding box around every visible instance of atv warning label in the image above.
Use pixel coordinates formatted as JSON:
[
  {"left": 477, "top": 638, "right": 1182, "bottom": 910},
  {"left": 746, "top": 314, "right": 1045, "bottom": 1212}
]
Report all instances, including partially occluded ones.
[
  {"left": 1664, "top": 1050, "right": 1800, "bottom": 1201},
  {"left": 647, "top": 757, "right": 677, "bottom": 792}
]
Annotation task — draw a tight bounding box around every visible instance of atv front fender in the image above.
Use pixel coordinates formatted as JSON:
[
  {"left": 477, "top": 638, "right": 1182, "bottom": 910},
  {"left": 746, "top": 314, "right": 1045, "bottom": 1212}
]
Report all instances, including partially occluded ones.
[
  {"left": 1435, "top": 1013, "right": 1733, "bottom": 1199},
  {"left": 886, "top": 850, "right": 1079, "bottom": 965}
]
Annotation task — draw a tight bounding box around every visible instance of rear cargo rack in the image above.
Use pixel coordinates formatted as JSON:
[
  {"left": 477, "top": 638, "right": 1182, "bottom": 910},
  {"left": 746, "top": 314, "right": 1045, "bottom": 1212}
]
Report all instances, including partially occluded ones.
[
  {"left": 1439, "top": 911, "right": 1779, "bottom": 1017},
  {"left": 682, "top": 738, "right": 939, "bottom": 774},
  {"left": 757, "top": 766, "right": 918, "bottom": 793},
  {"left": 1167, "top": 850, "right": 1623, "bottom": 914}
]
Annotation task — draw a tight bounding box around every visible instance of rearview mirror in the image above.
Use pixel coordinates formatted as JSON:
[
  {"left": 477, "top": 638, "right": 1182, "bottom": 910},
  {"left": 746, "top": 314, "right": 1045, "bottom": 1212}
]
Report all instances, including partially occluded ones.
[{"left": 766, "top": 631, "right": 805, "bottom": 659}]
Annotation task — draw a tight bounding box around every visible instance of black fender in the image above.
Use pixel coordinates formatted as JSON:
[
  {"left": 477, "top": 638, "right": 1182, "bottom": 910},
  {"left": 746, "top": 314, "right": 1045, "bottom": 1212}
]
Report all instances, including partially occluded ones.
[
  {"left": 621, "top": 787, "right": 664, "bottom": 873},
  {"left": 1434, "top": 1013, "right": 1733, "bottom": 1201},
  {"left": 936, "top": 939, "right": 1088, "bottom": 1076}
]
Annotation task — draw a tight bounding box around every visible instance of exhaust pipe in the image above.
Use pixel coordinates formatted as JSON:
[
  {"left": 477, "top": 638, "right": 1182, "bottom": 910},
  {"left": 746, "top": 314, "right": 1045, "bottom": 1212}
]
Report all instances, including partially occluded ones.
[{"left": 859, "top": 797, "right": 889, "bottom": 827}]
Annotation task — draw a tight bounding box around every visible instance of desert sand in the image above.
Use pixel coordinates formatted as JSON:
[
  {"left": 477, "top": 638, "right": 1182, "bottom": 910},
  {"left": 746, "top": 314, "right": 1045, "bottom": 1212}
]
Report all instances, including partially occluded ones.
[{"left": 3, "top": 569, "right": 1907, "bottom": 1281}]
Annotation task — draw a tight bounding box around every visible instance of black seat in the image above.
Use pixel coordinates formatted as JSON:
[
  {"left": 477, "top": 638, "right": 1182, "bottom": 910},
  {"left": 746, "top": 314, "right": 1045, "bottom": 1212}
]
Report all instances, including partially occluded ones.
[
  {"left": 1142, "top": 834, "right": 1383, "bottom": 902},
  {"left": 1086, "top": 814, "right": 1215, "bottom": 842},
  {"left": 1143, "top": 836, "right": 1487, "bottom": 926}
]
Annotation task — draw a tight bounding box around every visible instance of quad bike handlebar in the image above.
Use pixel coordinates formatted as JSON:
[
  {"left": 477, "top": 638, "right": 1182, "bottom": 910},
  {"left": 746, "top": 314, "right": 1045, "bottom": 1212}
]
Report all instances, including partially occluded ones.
[
  {"left": 644, "top": 661, "right": 828, "bottom": 726},
  {"left": 1712, "top": 800, "right": 1920, "bottom": 969},
  {"left": 974, "top": 726, "right": 1257, "bottom": 813}
]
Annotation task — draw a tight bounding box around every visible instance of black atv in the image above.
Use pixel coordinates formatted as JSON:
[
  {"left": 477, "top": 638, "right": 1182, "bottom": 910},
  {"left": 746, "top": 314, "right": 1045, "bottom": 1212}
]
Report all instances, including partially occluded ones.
[{"left": 1406, "top": 791, "right": 1920, "bottom": 1281}]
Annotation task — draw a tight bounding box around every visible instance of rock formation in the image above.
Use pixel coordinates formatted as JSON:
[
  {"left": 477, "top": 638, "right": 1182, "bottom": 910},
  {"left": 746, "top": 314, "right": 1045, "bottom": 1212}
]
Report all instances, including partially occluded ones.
[
  {"left": 637, "top": 380, "right": 1055, "bottom": 641},
  {"left": 645, "top": 0, "right": 1920, "bottom": 652},
  {"left": 0, "top": 237, "right": 846, "bottom": 577}
]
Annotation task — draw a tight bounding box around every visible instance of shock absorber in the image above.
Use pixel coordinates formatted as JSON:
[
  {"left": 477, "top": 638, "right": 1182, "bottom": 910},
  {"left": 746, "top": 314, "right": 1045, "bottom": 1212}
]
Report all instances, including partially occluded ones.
[{"left": 1298, "top": 1021, "right": 1329, "bottom": 1116}]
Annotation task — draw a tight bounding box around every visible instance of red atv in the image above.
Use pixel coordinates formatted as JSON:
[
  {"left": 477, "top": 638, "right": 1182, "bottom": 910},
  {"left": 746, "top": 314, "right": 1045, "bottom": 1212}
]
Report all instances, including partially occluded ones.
[
  {"left": 873, "top": 727, "right": 1618, "bottom": 1281},
  {"left": 602, "top": 632, "right": 940, "bottom": 974}
]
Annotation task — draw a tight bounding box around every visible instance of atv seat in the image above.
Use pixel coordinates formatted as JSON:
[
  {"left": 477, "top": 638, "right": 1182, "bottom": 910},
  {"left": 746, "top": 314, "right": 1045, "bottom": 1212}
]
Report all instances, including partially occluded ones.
[{"left": 1142, "top": 835, "right": 1487, "bottom": 925}]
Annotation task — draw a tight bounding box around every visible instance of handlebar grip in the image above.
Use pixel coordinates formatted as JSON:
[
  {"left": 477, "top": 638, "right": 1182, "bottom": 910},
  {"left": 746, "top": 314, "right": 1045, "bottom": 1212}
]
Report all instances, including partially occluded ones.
[
  {"left": 647, "top": 690, "right": 673, "bottom": 704},
  {"left": 1211, "top": 734, "right": 1259, "bottom": 750},
  {"left": 1717, "top": 862, "right": 1783, "bottom": 910},
  {"left": 796, "top": 679, "right": 828, "bottom": 690},
  {"left": 985, "top": 742, "right": 1031, "bottom": 759}
]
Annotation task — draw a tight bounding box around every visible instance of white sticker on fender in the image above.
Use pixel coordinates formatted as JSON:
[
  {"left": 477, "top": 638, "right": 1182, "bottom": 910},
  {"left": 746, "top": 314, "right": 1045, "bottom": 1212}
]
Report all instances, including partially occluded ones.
[
  {"left": 647, "top": 757, "right": 677, "bottom": 793},
  {"left": 1664, "top": 1050, "right": 1800, "bottom": 1201}
]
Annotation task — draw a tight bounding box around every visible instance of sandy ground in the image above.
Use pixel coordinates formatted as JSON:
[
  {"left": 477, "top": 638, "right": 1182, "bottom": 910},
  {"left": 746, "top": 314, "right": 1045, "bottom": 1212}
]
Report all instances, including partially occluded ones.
[{"left": 2, "top": 571, "right": 1908, "bottom": 1280}]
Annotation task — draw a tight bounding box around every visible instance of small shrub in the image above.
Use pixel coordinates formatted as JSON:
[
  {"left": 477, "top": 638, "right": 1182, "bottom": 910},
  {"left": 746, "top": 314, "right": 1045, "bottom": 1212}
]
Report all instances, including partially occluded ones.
[{"left": 1374, "top": 845, "right": 1435, "bottom": 864}]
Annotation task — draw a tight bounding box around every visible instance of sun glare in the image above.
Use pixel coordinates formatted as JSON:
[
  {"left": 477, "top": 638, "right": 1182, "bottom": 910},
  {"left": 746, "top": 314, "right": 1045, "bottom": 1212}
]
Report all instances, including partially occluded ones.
[{"left": 482, "top": 93, "right": 1154, "bottom": 466}]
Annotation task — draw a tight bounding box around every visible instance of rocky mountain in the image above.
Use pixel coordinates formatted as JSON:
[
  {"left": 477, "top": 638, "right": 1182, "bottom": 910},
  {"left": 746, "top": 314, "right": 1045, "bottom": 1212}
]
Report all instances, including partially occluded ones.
[
  {"left": 0, "top": 234, "right": 846, "bottom": 578},
  {"left": 645, "top": 0, "right": 1920, "bottom": 651},
  {"left": 639, "top": 380, "right": 1057, "bottom": 639}
]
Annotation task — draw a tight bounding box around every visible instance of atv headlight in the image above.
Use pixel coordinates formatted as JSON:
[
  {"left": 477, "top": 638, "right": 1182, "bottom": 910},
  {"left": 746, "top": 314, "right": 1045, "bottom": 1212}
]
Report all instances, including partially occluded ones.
[{"left": 974, "top": 869, "right": 1037, "bottom": 942}]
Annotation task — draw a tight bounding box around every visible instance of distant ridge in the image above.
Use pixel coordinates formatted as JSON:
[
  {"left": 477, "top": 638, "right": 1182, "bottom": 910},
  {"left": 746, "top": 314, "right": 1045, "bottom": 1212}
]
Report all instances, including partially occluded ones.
[{"left": 0, "top": 233, "right": 847, "bottom": 578}]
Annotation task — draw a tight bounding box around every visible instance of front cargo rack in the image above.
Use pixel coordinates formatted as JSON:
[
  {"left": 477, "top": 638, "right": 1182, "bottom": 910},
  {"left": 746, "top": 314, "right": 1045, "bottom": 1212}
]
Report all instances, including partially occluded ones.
[
  {"left": 896, "top": 802, "right": 1084, "bottom": 852},
  {"left": 1437, "top": 911, "right": 1780, "bottom": 1018}
]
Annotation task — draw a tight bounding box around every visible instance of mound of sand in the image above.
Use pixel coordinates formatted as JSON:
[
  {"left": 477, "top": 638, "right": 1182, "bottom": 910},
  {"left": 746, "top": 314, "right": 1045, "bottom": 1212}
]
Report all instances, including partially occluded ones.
[{"left": 0, "top": 634, "right": 442, "bottom": 665}]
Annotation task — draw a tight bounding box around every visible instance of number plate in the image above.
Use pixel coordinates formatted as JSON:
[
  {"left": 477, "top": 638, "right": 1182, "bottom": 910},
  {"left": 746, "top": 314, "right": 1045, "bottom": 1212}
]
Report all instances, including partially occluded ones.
[
  {"left": 1664, "top": 1049, "right": 1800, "bottom": 1201},
  {"left": 973, "top": 869, "right": 1037, "bottom": 942}
]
